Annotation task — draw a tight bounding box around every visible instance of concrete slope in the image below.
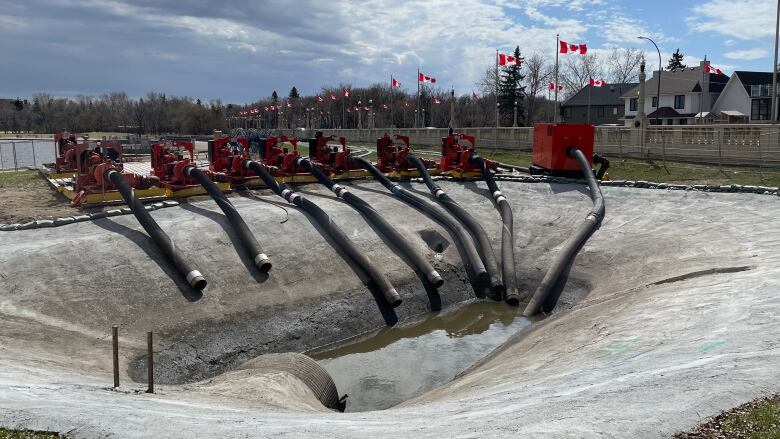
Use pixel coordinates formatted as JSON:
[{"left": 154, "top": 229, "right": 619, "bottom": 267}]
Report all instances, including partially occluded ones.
[{"left": 0, "top": 181, "right": 778, "bottom": 438}]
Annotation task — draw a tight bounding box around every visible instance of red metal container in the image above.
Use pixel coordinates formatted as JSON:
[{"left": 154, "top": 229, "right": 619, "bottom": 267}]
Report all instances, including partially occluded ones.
[{"left": 532, "top": 123, "right": 594, "bottom": 172}]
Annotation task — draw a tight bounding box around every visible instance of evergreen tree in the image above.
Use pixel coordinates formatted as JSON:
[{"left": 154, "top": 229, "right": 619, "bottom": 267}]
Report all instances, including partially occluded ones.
[
  {"left": 271, "top": 90, "right": 278, "bottom": 104},
  {"left": 289, "top": 87, "right": 299, "bottom": 99},
  {"left": 497, "top": 46, "right": 526, "bottom": 126},
  {"left": 667, "top": 49, "right": 687, "bottom": 70}
]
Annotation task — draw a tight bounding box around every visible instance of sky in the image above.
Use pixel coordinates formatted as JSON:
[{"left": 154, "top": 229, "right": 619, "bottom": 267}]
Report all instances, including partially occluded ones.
[{"left": 0, "top": 0, "right": 777, "bottom": 103}]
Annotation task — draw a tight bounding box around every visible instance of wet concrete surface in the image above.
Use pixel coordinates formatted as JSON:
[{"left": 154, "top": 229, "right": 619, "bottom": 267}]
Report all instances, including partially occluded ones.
[
  {"left": 0, "top": 181, "right": 778, "bottom": 438},
  {"left": 312, "top": 300, "right": 544, "bottom": 412}
]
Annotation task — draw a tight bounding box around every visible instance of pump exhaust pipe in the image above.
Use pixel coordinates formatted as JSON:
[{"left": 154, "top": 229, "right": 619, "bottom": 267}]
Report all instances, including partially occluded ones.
[
  {"left": 406, "top": 155, "right": 504, "bottom": 301},
  {"left": 348, "top": 156, "right": 491, "bottom": 295},
  {"left": 296, "top": 157, "right": 444, "bottom": 289},
  {"left": 243, "top": 160, "right": 402, "bottom": 309},
  {"left": 470, "top": 155, "right": 521, "bottom": 306},
  {"left": 184, "top": 166, "right": 271, "bottom": 273},
  {"left": 104, "top": 167, "right": 207, "bottom": 290},
  {"left": 523, "top": 147, "right": 605, "bottom": 316}
]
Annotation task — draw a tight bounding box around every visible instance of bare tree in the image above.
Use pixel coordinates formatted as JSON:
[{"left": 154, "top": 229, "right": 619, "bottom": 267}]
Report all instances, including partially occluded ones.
[
  {"left": 606, "top": 48, "right": 644, "bottom": 84},
  {"left": 560, "top": 53, "right": 604, "bottom": 96},
  {"left": 523, "top": 53, "right": 552, "bottom": 123}
]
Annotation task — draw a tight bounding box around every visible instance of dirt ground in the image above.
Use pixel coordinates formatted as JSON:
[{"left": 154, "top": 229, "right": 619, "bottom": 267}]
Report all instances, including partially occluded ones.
[
  {"left": 674, "top": 394, "right": 780, "bottom": 438},
  {"left": 0, "top": 171, "right": 85, "bottom": 224}
]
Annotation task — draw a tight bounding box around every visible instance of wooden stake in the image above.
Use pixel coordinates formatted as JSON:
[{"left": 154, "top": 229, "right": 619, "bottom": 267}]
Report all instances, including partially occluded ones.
[
  {"left": 112, "top": 325, "right": 119, "bottom": 388},
  {"left": 146, "top": 332, "right": 154, "bottom": 394}
]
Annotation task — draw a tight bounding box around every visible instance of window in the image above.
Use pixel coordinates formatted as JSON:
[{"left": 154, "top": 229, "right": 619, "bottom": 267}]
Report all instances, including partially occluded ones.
[
  {"left": 630, "top": 98, "right": 638, "bottom": 111},
  {"left": 598, "top": 106, "right": 605, "bottom": 118},
  {"left": 613, "top": 107, "right": 618, "bottom": 115},
  {"left": 762, "top": 84, "right": 772, "bottom": 97},
  {"left": 679, "top": 118, "right": 688, "bottom": 125},
  {"left": 666, "top": 119, "right": 673, "bottom": 125},
  {"left": 652, "top": 96, "right": 658, "bottom": 108},
  {"left": 751, "top": 98, "right": 771, "bottom": 120},
  {"left": 751, "top": 85, "right": 761, "bottom": 97},
  {"left": 674, "top": 95, "right": 685, "bottom": 109}
]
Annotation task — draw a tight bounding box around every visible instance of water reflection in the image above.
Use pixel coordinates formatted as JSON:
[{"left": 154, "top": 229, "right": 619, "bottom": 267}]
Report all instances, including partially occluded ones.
[{"left": 311, "top": 300, "right": 542, "bottom": 412}]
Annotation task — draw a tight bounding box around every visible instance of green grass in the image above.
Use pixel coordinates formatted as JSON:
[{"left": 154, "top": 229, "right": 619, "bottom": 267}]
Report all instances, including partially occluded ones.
[
  {"left": 0, "top": 428, "right": 60, "bottom": 439},
  {"left": 475, "top": 150, "right": 780, "bottom": 188},
  {"left": 0, "top": 171, "right": 42, "bottom": 189},
  {"left": 721, "top": 401, "right": 780, "bottom": 438},
  {"left": 0, "top": 132, "right": 131, "bottom": 139}
]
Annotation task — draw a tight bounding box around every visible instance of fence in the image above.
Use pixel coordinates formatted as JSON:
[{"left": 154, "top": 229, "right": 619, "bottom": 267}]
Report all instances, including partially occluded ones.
[
  {"left": 288, "top": 124, "right": 780, "bottom": 168},
  {"left": 0, "top": 136, "right": 152, "bottom": 172}
]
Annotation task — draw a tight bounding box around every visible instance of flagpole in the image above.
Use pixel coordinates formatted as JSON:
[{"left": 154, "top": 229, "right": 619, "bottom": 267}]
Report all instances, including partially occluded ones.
[
  {"left": 416, "top": 68, "right": 420, "bottom": 128},
  {"left": 555, "top": 33, "right": 560, "bottom": 123},
  {"left": 390, "top": 74, "right": 395, "bottom": 131},
  {"left": 495, "top": 49, "right": 499, "bottom": 128},
  {"left": 587, "top": 82, "right": 591, "bottom": 124}
]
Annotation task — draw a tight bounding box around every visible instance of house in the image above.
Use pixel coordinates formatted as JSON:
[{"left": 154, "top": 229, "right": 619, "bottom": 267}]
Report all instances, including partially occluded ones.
[
  {"left": 712, "top": 71, "right": 777, "bottom": 122},
  {"left": 560, "top": 83, "right": 637, "bottom": 125},
  {"left": 621, "top": 61, "right": 729, "bottom": 125}
]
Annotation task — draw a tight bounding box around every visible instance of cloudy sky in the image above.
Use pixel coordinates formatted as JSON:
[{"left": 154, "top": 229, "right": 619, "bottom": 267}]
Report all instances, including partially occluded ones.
[{"left": 0, "top": 0, "right": 776, "bottom": 103}]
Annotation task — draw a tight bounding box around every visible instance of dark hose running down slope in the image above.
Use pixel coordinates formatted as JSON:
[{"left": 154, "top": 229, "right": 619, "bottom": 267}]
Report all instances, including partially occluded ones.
[
  {"left": 523, "top": 148, "right": 605, "bottom": 316},
  {"left": 185, "top": 166, "right": 271, "bottom": 273},
  {"left": 348, "top": 156, "right": 490, "bottom": 296},
  {"left": 471, "top": 156, "right": 520, "bottom": 306},
  {"left": 105, "top": 168, "right": 207, "bottom": 290},
  {"left": 296, "top": 157, "right": 444, "bottom": 288},
  {"left": 243, "top": 160, "right": 402, "bottom": 308},
  {"left": 406, "top": 155, "right": 504, "bottom": 300}
]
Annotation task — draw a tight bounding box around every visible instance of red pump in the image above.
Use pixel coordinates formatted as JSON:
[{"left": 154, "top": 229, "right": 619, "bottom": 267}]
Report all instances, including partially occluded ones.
[
  {"left": 307, "top": 132, "right": 355, "bottom": 174},
  {"left": 53, "top": 132, "right": 89, "bottom": 173},
  {"left": 439, "top": 133, "right": 491, "bottom": 175},
  {"left": 151, "top": 140, "right": 201, "bottom": 189},
  {"left": 376, "top": 134, "right": 437, "bottom": 175},
  {"left": 260, "top": 135, "right": 302, "bottom": 176}
]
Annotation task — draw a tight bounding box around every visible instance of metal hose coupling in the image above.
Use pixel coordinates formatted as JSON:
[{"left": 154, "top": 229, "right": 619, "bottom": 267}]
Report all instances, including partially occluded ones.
[
  {"left": 254, "top": 253, "right": 272, "bottom": 272},
  {"left": 186, "top": 270, "right": 207, "bottom": 291}
]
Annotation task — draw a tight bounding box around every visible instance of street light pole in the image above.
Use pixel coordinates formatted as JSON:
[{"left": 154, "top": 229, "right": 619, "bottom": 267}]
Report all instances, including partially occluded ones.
[
  {"left": 639, "top": 36, "right": 662, "bottom": 127},
  {"left": 772, "top": 0, "right": 780, "bottom": 123},
  {"left": 513, "top": 100, "right": 518, "bottom": 127}
]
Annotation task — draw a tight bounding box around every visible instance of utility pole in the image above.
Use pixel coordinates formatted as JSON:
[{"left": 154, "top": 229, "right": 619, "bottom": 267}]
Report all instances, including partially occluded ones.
[{"left": 772, "top": 0, "right": 780, "bottom": 123}]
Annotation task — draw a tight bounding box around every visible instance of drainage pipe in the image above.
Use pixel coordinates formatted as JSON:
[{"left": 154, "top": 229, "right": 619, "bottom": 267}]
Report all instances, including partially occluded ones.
[
  {"left": 104, "top": 168, "right": 207, "bottom": 290},
  {"left": 243, "top": 160, "right": 402, "bottom": 308},
  {"left": 296, "top": 157, "right": 444, "bottom": 288},
  {"left": 471, "top": 156, "right": 520, "bottom": 306},
  {"left": 184, "top": 166, "right": 271, "bottom": 272},
  {"left": 406, "top": 155, "right": 504, "bottom": 300},
  {"left": 523, "top": 148, "right": 605, "bottom": 316},
  {"left": 349, "top": 156, "right": 490, "bottom": 294}
]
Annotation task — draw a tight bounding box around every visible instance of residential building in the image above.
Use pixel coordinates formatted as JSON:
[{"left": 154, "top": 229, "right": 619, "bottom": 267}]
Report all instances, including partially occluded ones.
[
  {"left": 621, "top": 61, "right": 729, "bottom": 125},
  {"left": 712, "top": 71, "right": 778, "bottom": 122},
  {"left": 560, "top": 83, "right": 637, "bottom": 125}
]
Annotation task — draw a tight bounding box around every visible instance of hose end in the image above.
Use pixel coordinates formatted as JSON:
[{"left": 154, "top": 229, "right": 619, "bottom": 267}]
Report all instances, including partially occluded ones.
[
  {"left": 426, "top": 270, "right": 445, "bottom": 289},
  {"left": 490, "top": 282, "right": 506, "bottom": 302},
  {"left": 386, "top": 288, "right": 403, "bottom": 308},
  {"left": 254, "top": 253, "right": 272, "bottom": 273},
  {"left": 504, "top": 290, "right": 521, "bottom": 307},
  {"left": 186, "top": 270, "right": 207, "bottom": 291}
]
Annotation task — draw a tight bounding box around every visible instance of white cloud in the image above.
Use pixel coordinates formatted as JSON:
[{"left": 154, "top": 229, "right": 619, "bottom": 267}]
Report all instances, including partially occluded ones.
[
  {"left": 688, "top": 0, "right": 776, "bottom": 40},
  {"left": 724, "top": 48, "right": 769, "bottom": 61}
]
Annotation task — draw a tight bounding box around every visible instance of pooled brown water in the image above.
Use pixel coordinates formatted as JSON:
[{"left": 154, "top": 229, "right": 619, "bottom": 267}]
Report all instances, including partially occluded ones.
[{"left": 310, "top": 300, "right": 542, "bottom": 412}]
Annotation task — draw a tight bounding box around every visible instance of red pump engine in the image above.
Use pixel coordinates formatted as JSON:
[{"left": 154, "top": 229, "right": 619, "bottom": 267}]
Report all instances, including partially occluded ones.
[
  {"left": 375, "top": 134, "right": 437, "bottom": 174},
  {"left": 54, "top": 132, "right": 89, "bottom": 173},
  {"left": 307, "top": 132, "right": 354, "bottom": 173},
  {"left": 151, "top": 139, "right": 199, "bottom": 189},
  {"left": 260, "top": 135, "right": 302, "bottom": 176},
  {"left": 208, "top": 137, "right": 257, "bottom": 183},
  {"left": 438, "top": 133, "right": 490, "bottom": 174},
  {"left": 70, "top": 142, "right": 158, "bottom": 206}
]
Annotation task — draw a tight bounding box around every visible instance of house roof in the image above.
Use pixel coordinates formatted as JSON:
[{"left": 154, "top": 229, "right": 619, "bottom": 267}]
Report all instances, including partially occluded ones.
[
  {"left": 732, "top": 71, "right": 774, "bottom": 94},
  {"left": 561, "top": 83, "right": 638, "bottom": 107},
  {"left": 646, "top": 107, "right": 695, "bottom": 118},
  {"left": 621, "top": 65, "right": 729, "bottom": 98}
]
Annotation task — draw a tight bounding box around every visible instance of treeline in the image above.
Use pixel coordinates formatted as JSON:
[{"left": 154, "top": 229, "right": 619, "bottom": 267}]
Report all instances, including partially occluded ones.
[{"left": 0, "top": 49, "right": 643, "bottom": 134}]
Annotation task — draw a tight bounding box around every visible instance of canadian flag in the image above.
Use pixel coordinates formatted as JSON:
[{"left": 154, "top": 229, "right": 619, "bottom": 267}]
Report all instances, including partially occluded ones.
[
  {"left": 391, "top": 77, "right": 401, "bottom": 87},
  {"left": 382, "top": 103, "right": 389, "bottom": 109},
  {"left": 589, "top": 78, "right": 606, "bottom": 87},
  {"left": 560, "top": 41, "right": 587, "bottom": 55},
  {"left": 346, "top": 108, "right": 351, "bottom": 113},
  {"left": 472, "top": 90, "right": 479, "bottom": 99},
  {"left": 498, "top": 53, "right": 522, "bottom": 66},
  {"left": 252, "top": 108, "right": 258, "bottom": 113},
  {"left": 404, "top": 101, "right": 410, "bottom": 107},
  {"left": 704, "top": 64, "right": 724, "bottom": 75},
  {"left": 432, "top": 97, "right": 441, "bottom": 104},
  {"left": 363, "top": 106, "right": 370, "bottom": 111},
  {"left": 264, "top": 106, "right": 269, "bottom": 111},
  {"left": 344, "top": 89, "right": 350, "bottom": 97},
  {"left": 316, "top": 95, "right": 324, "bottom": 103},
  {"left": 286, "top": 102, "right": 292, "bottom": 108},
  {"left": 418, "top": 72, "right": 436, "bottom": 83},
  {"left": 330, "top": 93, "right": 337, "bottom": 100},
  {"left": 549, "top": 82, "right": 564, "bottom": 91}
]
